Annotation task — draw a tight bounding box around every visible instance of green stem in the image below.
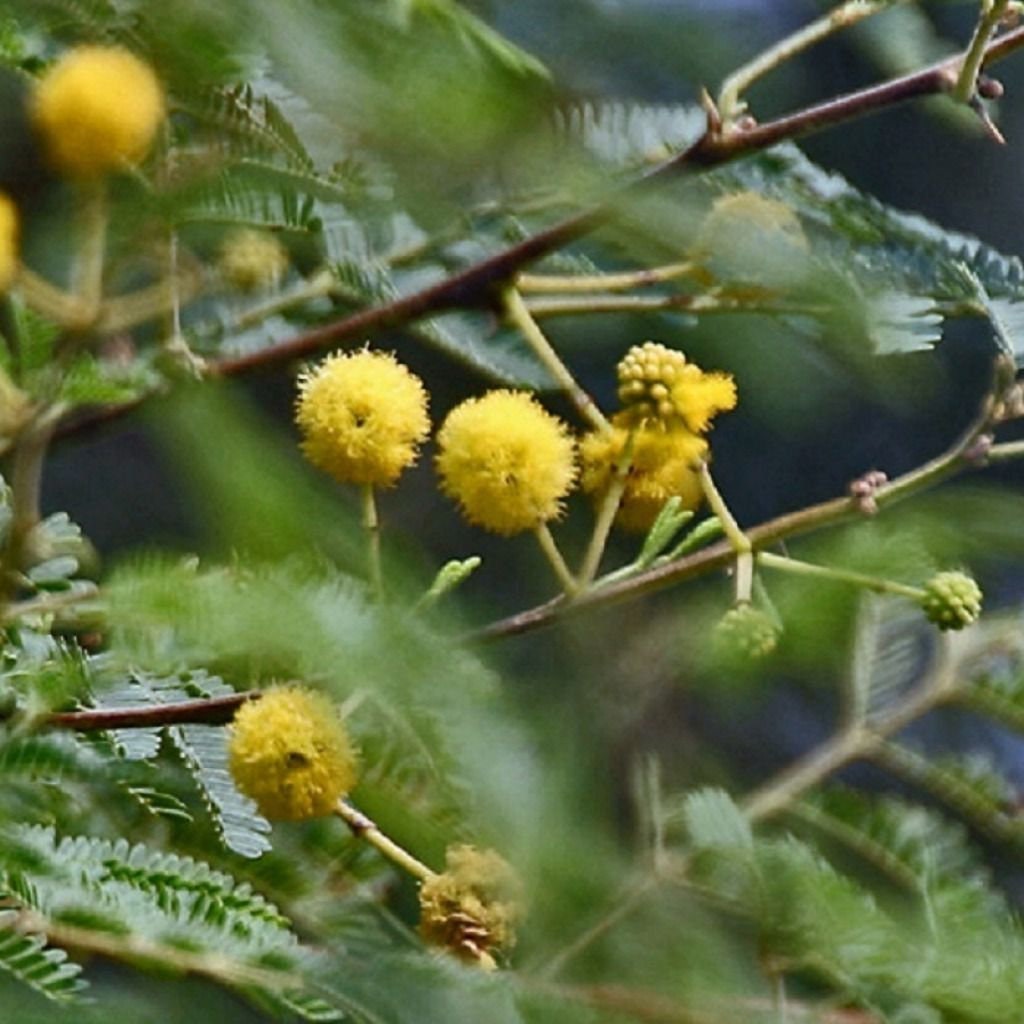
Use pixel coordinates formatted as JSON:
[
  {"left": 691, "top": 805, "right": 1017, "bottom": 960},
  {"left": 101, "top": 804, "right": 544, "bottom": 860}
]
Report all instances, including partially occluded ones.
[
  {"left": 742, "top": 653, "right": 959, "bottom": 823},
  {"left": 231, "top": 268, "right": 337, "bottom": 331},
  {"left": 523, "top": 293, "right": 826, "bottom": 319},
  {"left": 742, "top": 725, "right": 873, "bottom": 824},
  {"left": 756, "top": 551, "right": 925, "bottom": 601},
  {"left": 475, "top": 393, "right": 1006, "bottom": 641},
  {"left": 335, "top": 800, "right": 437, "bottom": 881},
  {"left": 578, "top": 430, "right": 634, "bottom": 587},
  {"left": 503, "top": 287, "right": 610, "bottom": 433},
  {"left": 517, "top": 262, "right": 695, "bottom": 294},
  {"left": 534, "top": 877, "right": 656, "bottom": 980},
  {"left": 986, "top": 438, "right": 1024, "bottom": 462},
  {"left": 698, "top": 463, "right": 749, "bottom": 555},
  {"left": 361, "top": 483, "right": 383, "bottom": 599},
  {"left": 3, "top": 406, "right": 62, "bottom": 590},
  {"left": 17, "top": 911, "right": 298, "bottom": 993},
  {"left": 72, "top": 179, "right": 108, "bottom": 324},
  {"left": 718, "top": 0, "right": 889, "bottom": 123},
  {"left": 15, "top": 267, "right": 92, "bottom": 330},
  {"left": 953, "top": 0, "right": 1011, "bottom": 104},
  {"left": 535, "top": 522, "right": 580, "bottom": 596}
]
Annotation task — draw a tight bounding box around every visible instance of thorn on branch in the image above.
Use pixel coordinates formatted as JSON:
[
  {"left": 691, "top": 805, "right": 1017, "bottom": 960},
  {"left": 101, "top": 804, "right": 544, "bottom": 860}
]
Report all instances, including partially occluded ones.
[
  {"left": 698, "top": 87, "right": 723, "bottom": 139},
  {"left": 969, "top": 95, "right": 1007, "bottom": 143}
]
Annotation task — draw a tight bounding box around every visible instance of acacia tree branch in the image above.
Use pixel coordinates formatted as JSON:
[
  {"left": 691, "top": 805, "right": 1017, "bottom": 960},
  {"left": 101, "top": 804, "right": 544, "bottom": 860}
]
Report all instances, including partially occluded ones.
[
  {"left": 54, "top": 20, "right": 1024, "bottom": 443},
  {"left": 473, "top": 363, "right": 1009, "bottom": 642},
  {"left": 206, "top": 25, "right": 1024, "bottom": 379},
  {"left": 45, "top": 691, "right": 255, "bottom": 731}
]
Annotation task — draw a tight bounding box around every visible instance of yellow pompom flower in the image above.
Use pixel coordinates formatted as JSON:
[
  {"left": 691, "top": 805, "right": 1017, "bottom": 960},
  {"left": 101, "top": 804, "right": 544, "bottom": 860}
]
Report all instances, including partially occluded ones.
[
  {"left": 435, "top": 390, "right": 577, "bottom": 536},
  {"left": 228, "top": 685, "right": 359, "bottom": 821},
  {"left": 296, "top": 349, "right": 430, "bottom": 487},
  {"left": 581, "top": 419, "right": 708, "bottom": 533},
  {"left": 419, "top": 844, "right": 524, "bottom": 970},
  {"left": 32, "top": 45, "right": 164, "bottom": 178},
  {"left": 0, "top": 194, "right": 18, "bottom": 292},
  {"left": 616, "top": 341, "right": 736, "bottom": 434}
]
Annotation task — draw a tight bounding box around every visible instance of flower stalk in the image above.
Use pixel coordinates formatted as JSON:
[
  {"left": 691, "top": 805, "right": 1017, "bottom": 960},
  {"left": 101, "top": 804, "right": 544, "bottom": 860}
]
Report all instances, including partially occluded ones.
[
  {"left": 756, "top": 551, "right": 925, "bottom": 601},
  {"left": 535, "top": 522, "right": 580, "bottom": 596},
  {"left": 335, "top": 800, "right": 437, "bottom": 882},
  {"left": 717, "top": 0, "right": 888, "bottom": 125},
  {"left": 953, "top": 0, "right": 1012, "bottom": 104},
  {"left": 578, "top": 429, "right": 635, "bottom": 587},
  {"left": 502, "top": 286, "right": 610, "bottom": 433},
  {"left": 517, "top": 261, "right": 695, "bottom": 294},
  {"left": 361, "top": 483, "right": 383, "bottom": 600}
]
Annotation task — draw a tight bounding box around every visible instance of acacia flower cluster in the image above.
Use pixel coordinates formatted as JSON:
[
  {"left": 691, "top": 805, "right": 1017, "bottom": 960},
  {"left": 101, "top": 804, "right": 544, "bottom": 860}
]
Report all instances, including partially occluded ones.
[
  {"left": 582, "top": 341, "right": 737, "bottom": 532},
  {"left": 435, "top": 390, "right": 577, "bottom": 536},
  {"left": 418, "top": 844, "right": 524, "bottom": 971},
  {"left": 228, "top": 685, "right": 359, "bottom": 821},
  {"left": 296, "top": 349, "right": 431, "bottom": 487},
  {"left": 31, "top": 45, "right": 165, "bottom": 178}
]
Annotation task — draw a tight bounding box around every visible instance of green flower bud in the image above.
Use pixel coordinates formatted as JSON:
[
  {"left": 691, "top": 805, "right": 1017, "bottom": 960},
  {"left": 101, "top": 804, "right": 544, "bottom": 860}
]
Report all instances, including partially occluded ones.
[
  {"left": 921, "top": 571, "right": 982, "bottom": 631},
  {"left": 712, "top": 603, "right": 779, "bottom": 662}
]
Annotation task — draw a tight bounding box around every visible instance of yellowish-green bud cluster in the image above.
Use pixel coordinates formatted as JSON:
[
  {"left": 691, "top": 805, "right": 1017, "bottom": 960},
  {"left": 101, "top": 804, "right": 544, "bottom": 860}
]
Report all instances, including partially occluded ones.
[
  {"left": 617, "top": 341, "right": 689, "bottom": 421},
  {"left": 219, "top": 229, "right": 290, "bottom": 293},
  {"left": 418, "top": 844, "right": 524, "bottom": 970},
  {"left": 31, "top": 45, "right": 164, "bottom": 178},
  {"left": 228, "top": 686, "right": 359, "bottom": 821},
  {"left": 712, "top": 604, "right": 779, "bottom": 662},
  {"left": 582, "top": 343, "right": 737, "bottom": 533},
  {"left": 921, "top": 571, "right": 982, "bottom": 631},
  {"left": 616, "top": 341, "right": 737, "bottom": 434}
]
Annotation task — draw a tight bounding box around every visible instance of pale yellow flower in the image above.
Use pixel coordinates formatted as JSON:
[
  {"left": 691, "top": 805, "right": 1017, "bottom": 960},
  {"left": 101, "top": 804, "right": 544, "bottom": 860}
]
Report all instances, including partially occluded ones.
[
  {"left": 581, "top": 418, "right": 708, "bottom": 533},
  {"left": 296, "top": 349, "right": 430, "bottom": 487},
  {"left": 435, "top": 390, "right": 576, "bottom": 536},
  {"left": 419, "top": 844, "right": 524, "bottom": 970},
  {"left": 32, "top": 46, "right": 164, "bottom": 177},
  {"left": 228, "top": 686, "right": 358, "bottom": 821}
]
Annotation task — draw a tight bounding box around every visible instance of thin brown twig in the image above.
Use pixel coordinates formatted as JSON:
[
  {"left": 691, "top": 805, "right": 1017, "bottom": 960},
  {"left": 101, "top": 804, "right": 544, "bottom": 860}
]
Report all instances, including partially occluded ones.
[
  {"left": 45, "top": 691, "right": 256, "bottom": 731},
  {"left": 55, "top": 23, "right": 1024, "bottom": 441},
  {"left": 209, "top": 33, "right": 1020, "bottom": 376}
]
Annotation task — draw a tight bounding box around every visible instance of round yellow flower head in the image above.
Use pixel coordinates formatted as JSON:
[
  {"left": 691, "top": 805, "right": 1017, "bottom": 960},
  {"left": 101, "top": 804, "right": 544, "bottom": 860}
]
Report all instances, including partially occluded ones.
[
  {"left": 693, "top": 191, "right": 809, "bottom": 287},
  {"left": 228, "top": 685, "right": 359, "bottom": 821},
  {"left": 296, "top": 349, "right": 430, "bottom": 487},
  {"left": 0, "top": 194, "right": 18, "bottom": 292},
  {"left": 582, "top": 419, "right": 708, "bottom": 533},
  {"left": 696, "top": 191, "right": 807, "bottom": 253},
  {"left": 616, "top": 341, "right": 736, "bottom": 434},
  {"left": 435, "top": 390, "right": 577, "bottom": 536},
  {"left": 219, "top": 229, "right": 289, "bottom": 293},
  {"left": 32, "top": 45, "right": 164, "bottom": 178},
  {"left": 419, "top": 844, "right": 524, "bottom": 970}
]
